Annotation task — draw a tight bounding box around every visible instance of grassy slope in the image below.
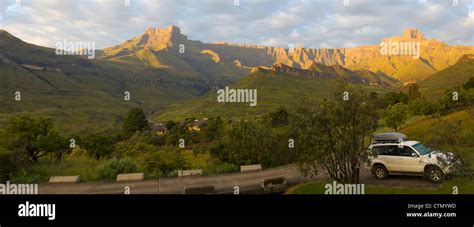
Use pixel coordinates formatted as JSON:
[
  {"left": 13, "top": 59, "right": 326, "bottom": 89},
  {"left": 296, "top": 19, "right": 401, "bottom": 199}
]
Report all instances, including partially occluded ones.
[
  {"left": 418, "top": 55, "right": 474, "bottom": 100},
  {"left": 0, "top": 61, "right": 204, "bottom": 133},
  {"left": 400, "top": 108, "right": 474, "bottom": 168},
  {"left": 0, "top": 31, "right": 207, "bottom": 133},
  {"left": 154, "top": 71, "right": 391, "bottom": 122}
]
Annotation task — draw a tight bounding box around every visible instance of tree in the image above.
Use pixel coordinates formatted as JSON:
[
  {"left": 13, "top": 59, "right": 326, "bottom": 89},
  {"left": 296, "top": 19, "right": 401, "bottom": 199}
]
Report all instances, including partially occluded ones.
[
  {"left": 122, "top": 108, "right": 150, "bottom": 138},
  {"left": 291, "top": 81, "right": 378, "bottom": 183},
  {"left": 165, "top": 120, "right": 178, "bottom": 131},
  {"left": 2, "top": 115, "right": 71, "bottom": 162},
  {"left": 218, "top": 120, "right": 273, "bottom": 166},
  {"left": 202, "top": 117, "right": 224, "bottom": 141},
  {"left": 438, "top": 87, "right": 473, "bottom": 114},
  {"left": 383, "top": 103, "right": 408, "bottom": 131},
  {"left": 81, "top": 133, "right": 116, "bottom": 160},
  {"left": 381, "top": 92, "right": 408, "bottom": 108},
  {"left": 267, "top": 107, "right": 290, "bottom": 127},
  {"left": 408, "top": 84, "right": 421, "bottom": 101},
  {"left": 0, "top": 148, "right": 25, "bottom": 181},
  {"left": 141, "top": 147, "right": 187, "bottom": 176}
]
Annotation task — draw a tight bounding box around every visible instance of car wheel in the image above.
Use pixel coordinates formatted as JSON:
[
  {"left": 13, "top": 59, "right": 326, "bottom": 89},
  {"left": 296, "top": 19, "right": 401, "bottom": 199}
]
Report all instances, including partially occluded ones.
[
  {"left": 426, "top": 166, "right": 444, "bottom": 183},
  {"left": 373, "top": 165, "right": 388, "bottom": 180}
]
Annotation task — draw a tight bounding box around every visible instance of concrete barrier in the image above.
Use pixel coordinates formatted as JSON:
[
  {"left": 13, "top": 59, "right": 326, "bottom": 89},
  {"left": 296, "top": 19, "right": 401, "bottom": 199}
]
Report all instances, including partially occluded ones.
[
  {"left": 116, "top": 173, "right": 144, "bottom": 182},
  {"left": 240, "top": 164, "right": 262, "bottom": 172},
  {"left": 178, "top": 169, "right": 202, "bottom": 177},
  {"left": 183, "top": 185, "right": 215, "bottom": 194},
  {"left": 49, "top": 176, "right": 80, "bottom": 183},
  {"left": 261, "top": 177, "right": 287, "bottom": 193}
]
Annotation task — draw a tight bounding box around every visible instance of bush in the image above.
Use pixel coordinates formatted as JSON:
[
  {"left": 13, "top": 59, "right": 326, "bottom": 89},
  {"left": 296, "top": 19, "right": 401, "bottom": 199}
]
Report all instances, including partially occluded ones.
[
  {"left": 166, "top": 169, "right": 179, "bottom": 177},
  {"left": 9, "top": 169, "right": 43, "bottom": 183},
  {"left": 140, "top": 147, "right": 187, "bottom": 177},
  {"left": 203, "top": 162, "right": 239, "bottom": 175},
  {"left": 0, "top": 148, "right": 29, "bottom": 182},
  {"left": 98, "top": 158, "right": 139, "bottom": 180},
  {"left": 214, "top": 162, "right": 239, "bottom": 174},
  {"left": 408, "top": 100, "right": 439, "bottom": 116}
]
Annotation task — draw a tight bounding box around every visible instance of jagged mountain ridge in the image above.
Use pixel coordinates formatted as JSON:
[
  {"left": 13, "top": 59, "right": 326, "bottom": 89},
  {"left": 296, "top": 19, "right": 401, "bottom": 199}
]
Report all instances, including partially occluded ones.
[{"left": 102, "top": 26, "right": 474, "bottom": 83}]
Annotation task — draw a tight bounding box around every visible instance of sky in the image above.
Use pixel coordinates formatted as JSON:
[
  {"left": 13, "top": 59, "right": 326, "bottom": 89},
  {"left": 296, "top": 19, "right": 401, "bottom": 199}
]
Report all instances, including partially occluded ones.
[{"left": 0, "top": 0, "right": 473, "bottom": 49}]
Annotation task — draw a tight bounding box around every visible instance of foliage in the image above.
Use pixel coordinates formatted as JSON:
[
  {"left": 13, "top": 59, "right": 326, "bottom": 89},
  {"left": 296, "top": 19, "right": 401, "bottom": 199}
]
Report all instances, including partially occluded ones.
[
  {"left": 381, "top": 92, "right": 408, "bottom": 108},
  {"left": 383, "top": 103, "right": 409, "bottom": 131},
  {"left": 122, "top": 108, "right": 150, "bottom": 138},
  {"left": 205, "top": 162, "right": 239, "bottom": 174},
  {"left": 291, "top": 81, "right": 379, "bottom": 183},
  {"left": 1, "top": 115, "right": 71, "bottom": 162},
  {"left": 267, "top": 107, "right": 290, "bottom": 127},
  {"left": 0, "top": 148, "right": 26, "bottom": 182},
  {"left": 98, "top": 158, "right": 139, "bottom": 180},
  {"left": 80, "top": 133, "right": 117, "bottom": 160},
  {"left": 201, "top": 117, "right": 224, "bottom": 142},
  {"left": 438, "top": 87, "right": 474, "bottom": 114},
  {"left": 140, "top": 147, "right": 187, "bottom": 177},
  {"left": 165, "top": 120, "right": 178, "bottom": 131},
  {"left": 407, "top": 99, "right": 439, "bottom": 116},
  {"left": 463, "top": 77, "right": 474, "bottom": 90}
]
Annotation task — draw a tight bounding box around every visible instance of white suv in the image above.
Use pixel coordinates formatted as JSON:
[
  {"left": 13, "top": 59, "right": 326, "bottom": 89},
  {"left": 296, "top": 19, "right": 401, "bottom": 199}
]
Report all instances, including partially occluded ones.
[{"left": 366, "top": 132, "right": 455, "bottom": 183}]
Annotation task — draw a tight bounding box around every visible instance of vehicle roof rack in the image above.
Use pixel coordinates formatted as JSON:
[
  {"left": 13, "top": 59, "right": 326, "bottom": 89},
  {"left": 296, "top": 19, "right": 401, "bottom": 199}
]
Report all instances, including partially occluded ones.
[{"left": 373, "top": 132, "right": 407, "bottom": 144}]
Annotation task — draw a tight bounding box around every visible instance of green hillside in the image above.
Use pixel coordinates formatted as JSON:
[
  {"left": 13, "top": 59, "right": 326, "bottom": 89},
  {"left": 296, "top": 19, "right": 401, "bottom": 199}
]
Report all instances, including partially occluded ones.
[
  {"left": 154, "top": 70, "right": 391, "bottom": 122},
  {"left": 0, "top": 30, "right": 208, "bottom": 133},
  {"left": 418, "top": 54, "right": 474, "bottom": 100}
]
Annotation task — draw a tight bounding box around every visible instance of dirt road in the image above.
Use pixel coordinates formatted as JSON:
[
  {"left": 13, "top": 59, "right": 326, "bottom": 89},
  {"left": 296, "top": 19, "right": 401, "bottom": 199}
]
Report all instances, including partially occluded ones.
[{"left": 37, "top": 164, "right": 437, "bottom": 194}]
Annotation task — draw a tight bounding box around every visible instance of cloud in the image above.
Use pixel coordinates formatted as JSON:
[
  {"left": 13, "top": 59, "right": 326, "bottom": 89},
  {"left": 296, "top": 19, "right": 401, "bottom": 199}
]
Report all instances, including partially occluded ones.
[{"left": 0, "top": 0, "right": 472, "bottom": 49}]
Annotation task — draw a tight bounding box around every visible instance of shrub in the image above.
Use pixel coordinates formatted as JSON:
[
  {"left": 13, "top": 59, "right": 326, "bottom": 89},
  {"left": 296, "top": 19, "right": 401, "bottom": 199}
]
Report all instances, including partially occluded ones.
[
  {"left": 214, "top": 162, "right": 239, "bottom": 174},
  {"left": 98, "top": 158, "right": 139, "bottom": 180},
  {"left": 140, "top": 147, "right": 187, "bottom": 177}
]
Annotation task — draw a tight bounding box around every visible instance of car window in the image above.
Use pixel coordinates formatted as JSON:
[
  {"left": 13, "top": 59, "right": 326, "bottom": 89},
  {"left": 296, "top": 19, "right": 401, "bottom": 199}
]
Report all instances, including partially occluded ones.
[
  {"left": 398, "top": 146, "right": 416, "bottom": 157},
  {"left": 373, "top": 146, "right": 398, "bottom": 156},
  {"left": 412, "top": 143, "right": 431, "bottom": 155}
]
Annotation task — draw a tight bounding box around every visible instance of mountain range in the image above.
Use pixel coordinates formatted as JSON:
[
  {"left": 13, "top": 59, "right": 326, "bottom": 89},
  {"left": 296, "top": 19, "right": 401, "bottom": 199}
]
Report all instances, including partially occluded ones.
[
  {"left": 100, "top": 26, "right": 474, "bottom": 84},
  {"left": 1, "top": 26, "right": 473, "bottom": 131}
]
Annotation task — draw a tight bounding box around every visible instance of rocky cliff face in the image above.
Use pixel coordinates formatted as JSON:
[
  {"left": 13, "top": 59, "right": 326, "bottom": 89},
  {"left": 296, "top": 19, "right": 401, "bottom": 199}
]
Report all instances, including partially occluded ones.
[
  {"left": 253, "top": 62, "right": 401, "bottom": 90},
  {"left": 101, "top": 26, "right": 474, "bottom": 83}
]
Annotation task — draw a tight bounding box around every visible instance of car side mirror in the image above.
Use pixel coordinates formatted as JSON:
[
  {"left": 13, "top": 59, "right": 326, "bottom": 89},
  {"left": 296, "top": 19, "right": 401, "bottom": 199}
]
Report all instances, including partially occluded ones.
[{"left": 411, "top": 153, "right": 419, "bottom": 158}]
